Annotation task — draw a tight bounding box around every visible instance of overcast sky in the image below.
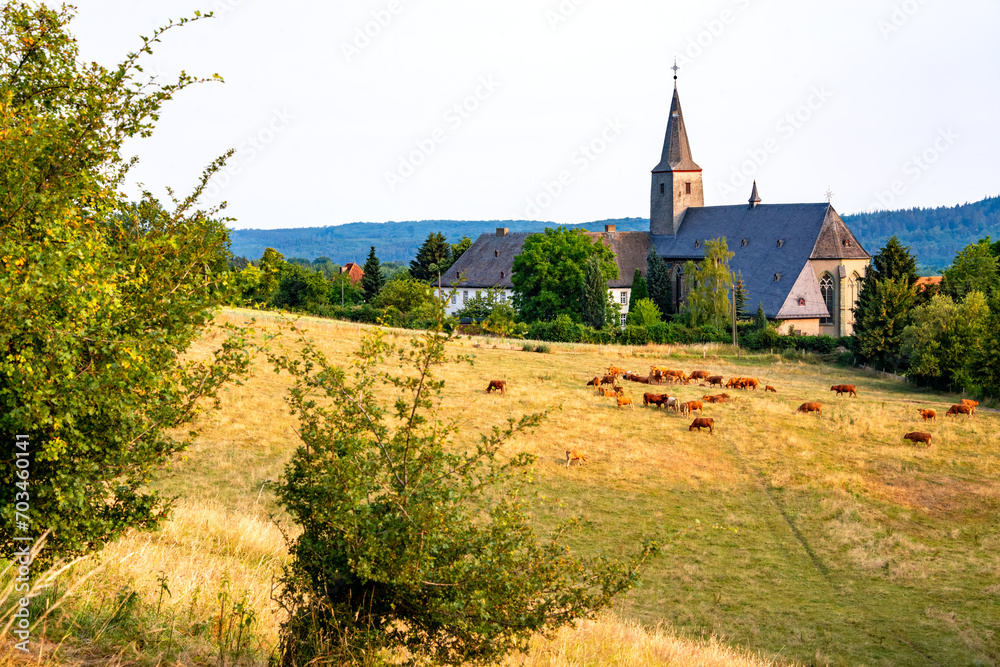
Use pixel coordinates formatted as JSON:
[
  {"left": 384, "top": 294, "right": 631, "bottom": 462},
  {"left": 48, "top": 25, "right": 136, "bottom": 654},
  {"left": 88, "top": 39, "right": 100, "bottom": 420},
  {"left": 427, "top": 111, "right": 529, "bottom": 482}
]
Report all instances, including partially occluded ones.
[{"left": 70, "top": 0, "right": 1000, "bottom": 231}]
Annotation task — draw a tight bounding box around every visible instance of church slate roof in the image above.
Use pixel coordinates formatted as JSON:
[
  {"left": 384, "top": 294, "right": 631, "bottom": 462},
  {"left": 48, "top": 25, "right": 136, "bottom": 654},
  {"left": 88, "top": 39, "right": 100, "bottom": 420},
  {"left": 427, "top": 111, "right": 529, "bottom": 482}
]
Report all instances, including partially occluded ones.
[
  {"left": 652, "top": 203, "right": 869, "bottom": 320},
  {"left": 652, "top": 87, "right": 701, "bottom": 173},
  {"left": 441, "top": 231, "right": 651, "bottom": 290}
]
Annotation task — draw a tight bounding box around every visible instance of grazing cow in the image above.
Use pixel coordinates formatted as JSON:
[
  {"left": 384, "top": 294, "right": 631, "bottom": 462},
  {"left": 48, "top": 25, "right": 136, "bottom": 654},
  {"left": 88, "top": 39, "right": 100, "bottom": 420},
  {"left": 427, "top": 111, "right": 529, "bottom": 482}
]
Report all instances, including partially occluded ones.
[
  {"left": 617, "top": 395, "right": 634, "bottom": 410},
  {"left": 688, "top": 370, "right": 710, "bottom": 381},
  {"left": 586, "top": 376, "right": 600, "bottom": 387},
  {"left": 796, "top": 402, "right": 822, "bottom": 415},
  {"left": 960, "top": 399, "right": 979, "bottom": 408},
  {"left": 946, "top": 404, "right": 974, "bottom": 418},
  {"left": 643, "top": 393, "right": 669, "bottom": 408},
  {"left": 725, "top": 377, "right": 741, "bottom": 389},
  {"left": 486, "top": 380, "right": 507, "bottom": 395},
  {"left": 565, "top": 449, "right": 588, "bottom": 468},
  {"left": 918, "top": 409, "right": 937, "bottom": 422},
  {"left": 903, "top": 432, "right": 932, "bottom": 447},
  {"left": 742, "top": 378, "right": 760, "bottom": 391},
  {"left": 600, "top": 375, "right": 617, "bottom": 387},
  {"left": 702, "top": 395, "right": 728, "bottom": 404},
  {"left": 707, "top": 375, "right": 724, "bottom": 388},
  {"left": 830, "top": 384, "right": 858, "bottom": 397},
  {"left": 689, "top": 417, "right": 715, "bottom": 434},
  {"left": 608, "top": 365, "right": 625, "bottom": 378},
  {"left": 764, "top": 385, "right": 777, "bottom": 393}
]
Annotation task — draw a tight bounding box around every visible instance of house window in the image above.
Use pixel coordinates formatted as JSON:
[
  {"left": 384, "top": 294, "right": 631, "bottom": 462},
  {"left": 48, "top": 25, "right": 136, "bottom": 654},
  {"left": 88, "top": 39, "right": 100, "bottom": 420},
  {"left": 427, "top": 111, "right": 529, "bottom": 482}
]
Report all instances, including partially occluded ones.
[
  {"left": 620, "top": 313, "right": 627, "bottom": 327},
  {"left": 694, "top": 240, "right": 701, "bottom": 248},
  {"left": 820, "top": 274, "right": 834, "bottom": 325},
  {"left": 660, "top": 183, "right": 665, "bottom": 194},
  {"left": 620, "top": 291, "right": 627, "bottom": 305},
  {"left": 798, "top": 297, "right": 806, "bottom": 307},
  {"left": 463, "top": 290, "right": 468, "bottom": 301},
  {"left": 741, "top": 238, "right": 748, "bottom": 247},
  {"left": 494, "top": 250, "right": 499, "bottom": 257},
  {"left": 773, "top": 273, "right": 782, "bottom": 282},
  {"left": 777, "top": 239, "right": 785, "bottom": 248},
  {"left": 451, "top": 294, "right": 457, "bottom": 305},
  {"left": 501, "top": 271, "right": 505, "bottom": 279},
  {"left": 685, "top": 182, "right": 692, "bottom": 195}
]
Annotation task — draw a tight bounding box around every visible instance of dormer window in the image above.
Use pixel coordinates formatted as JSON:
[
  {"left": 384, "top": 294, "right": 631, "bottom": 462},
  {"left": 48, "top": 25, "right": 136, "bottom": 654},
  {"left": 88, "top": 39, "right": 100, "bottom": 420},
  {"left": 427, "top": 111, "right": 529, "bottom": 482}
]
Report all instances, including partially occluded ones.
[
  {"left": 694, "top": 240, "right": 701, "bottom": 249},
  {"left": 773, "top": 273, "right": 782, "bottom": 282},
  {"left": 741, "top": 238, "right": 748, "bottom": 247},
  {"left": 843, "top": 239, "right": 852, "bottom": 247},
  {"left": 798, "top": 297, "right": 806, "bottom": 307},
  {"left": 501, "top": 271, "right": 505, "bottom": 279},
  {"left": 776, "top": 239, "right": 785, "bottom": 248},
  {"left": 494, "top": 250, "right": 499, "bottom": 257}
]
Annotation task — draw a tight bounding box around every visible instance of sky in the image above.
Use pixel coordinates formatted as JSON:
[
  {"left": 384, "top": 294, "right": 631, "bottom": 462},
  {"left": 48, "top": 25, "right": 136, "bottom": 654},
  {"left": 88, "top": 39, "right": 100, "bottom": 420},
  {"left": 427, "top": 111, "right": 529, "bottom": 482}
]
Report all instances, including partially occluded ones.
[{"left": 69, "top": 0, "right": 1000, "bottom": 231}]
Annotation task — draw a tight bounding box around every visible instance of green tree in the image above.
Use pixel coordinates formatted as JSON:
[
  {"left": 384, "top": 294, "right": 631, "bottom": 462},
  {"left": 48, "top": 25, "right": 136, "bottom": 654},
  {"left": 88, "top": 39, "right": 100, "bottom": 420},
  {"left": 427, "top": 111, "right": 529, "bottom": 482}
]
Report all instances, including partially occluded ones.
[
  {"left": 852, "top": 237, "right": 920, "bottom": 368},
  {"left": 974, "top": 292, "right": 1000, "bottom": 398},
  {"left": 630, "top": 269, "right": 649, "bottom": 302},
  {"left": 941, "top": 239, "right": 1000, "bottom": 300},
  {"left": 361, "top": 246, "right": 385, "bottom": 303},
  {"left": 410, "top": 232, "right": 452, "bottom": 282},
  {"left": 581, "top": 256, "right": 608, "bottom": 329},
  {"left": 682, "top": 238, "right": 734, "bottom": 328},
  {"left": 754, "top": 302, "right": 768, "bottom": 330},
  {"left": 445, "top": 235, "right": 474, "bottom": 272},
  {"left": 901, "top": 292, "right": 990, "bottom": 391},
  {"left": 330, "top": 271, "right": 363, "bottom": 307},
  {"left": 375, "top": 277, "right": 436, "bottom": 316},
  {"left": 734, "top": 272, "right": 748, "bottom": 317},
  {"left": 269, "top": 310, "right": 660, "bottom": 666},
  {"left": 511, "top": 228, "right": 618, "bottom": 323},
  {"left": 626, "top": 298, "right": 662, "bottom": 328},
  {"left": 853, "top": 278, "right": 917, "bottom": 371},
  {"left": 271, "top": 265, "right": 330, "bottom": 311},
  {"left": 457, "top": 287, "right": 511, "bottom": 321},
  {"left": 0, "top": 4, "right": 251, "bottom": 560},
  {"left": 257, "top": 247, "right": 286, "bottom": 301},
  {"left": 646, "top": 247, "right": 674, "bottom": 316}
]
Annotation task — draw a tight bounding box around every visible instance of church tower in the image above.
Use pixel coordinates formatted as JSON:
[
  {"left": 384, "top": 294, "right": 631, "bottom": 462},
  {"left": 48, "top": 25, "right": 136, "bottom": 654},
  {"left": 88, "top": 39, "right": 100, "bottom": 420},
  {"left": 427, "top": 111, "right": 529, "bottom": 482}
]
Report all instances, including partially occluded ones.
[{"left": 650, "top": 70, "right": 703, "bottom": 236}]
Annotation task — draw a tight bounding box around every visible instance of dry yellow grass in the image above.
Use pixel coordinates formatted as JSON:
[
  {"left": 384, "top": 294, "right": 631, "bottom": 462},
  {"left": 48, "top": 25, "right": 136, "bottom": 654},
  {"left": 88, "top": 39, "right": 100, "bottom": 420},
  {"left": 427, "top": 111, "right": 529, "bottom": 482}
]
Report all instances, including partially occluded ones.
[{"left": 11, "top": 308, "right": 998, "bottom": 666}]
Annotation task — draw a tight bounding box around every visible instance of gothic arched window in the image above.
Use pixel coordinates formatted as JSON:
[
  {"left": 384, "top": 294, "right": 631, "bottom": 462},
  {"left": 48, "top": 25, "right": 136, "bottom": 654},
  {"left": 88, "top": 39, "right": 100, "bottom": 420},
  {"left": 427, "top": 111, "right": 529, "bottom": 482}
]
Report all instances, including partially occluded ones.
[{"left": 820, "top": 274, "right": 835, "bottom": 325}]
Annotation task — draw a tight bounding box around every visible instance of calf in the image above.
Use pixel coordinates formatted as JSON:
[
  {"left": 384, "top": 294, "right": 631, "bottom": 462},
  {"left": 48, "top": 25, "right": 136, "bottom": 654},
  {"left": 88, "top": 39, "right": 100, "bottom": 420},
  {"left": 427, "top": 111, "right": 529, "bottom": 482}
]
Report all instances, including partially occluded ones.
[
  {"left": 764, "top": 385, "right": 777, "bottom": 393},
  {"left": 707, "top": 375, "right": 724, "bottom": 388},
  {"left": 689, "top": 417, "right": 715, "bottom": 434},
  {"left": 903, "top": 432, "right": 932, "bottom": 447},
  {"left": 565, "top": 449, "right": 588, "bottom": 468},
  {"left": 917, "top": 409, "right": 937, "bottom": 422},
  {"left": 486, "top": 380, "right": 507, "bottom": 395},
  {"left": 643, "top": 393, "right": 670, "bottom": 408},
  {"left": 586, "top": 376, "right": 601, "bottom": 387},
  {"left": 617, "top": 395, "right": 634, "bottom": 411},
  {"left": 830, "top": 384, "right": 858, "bottom": 397},
  {"left": 796, "top": 402, "right": 822, "bottom": 415},
  {"left": 946, "top": 404, "right": 974, "bottom": 418}
]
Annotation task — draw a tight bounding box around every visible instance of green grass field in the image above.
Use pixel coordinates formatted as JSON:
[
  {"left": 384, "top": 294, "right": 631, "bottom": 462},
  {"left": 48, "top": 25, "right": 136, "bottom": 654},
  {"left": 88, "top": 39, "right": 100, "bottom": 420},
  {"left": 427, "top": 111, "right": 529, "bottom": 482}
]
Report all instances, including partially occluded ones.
[{"left": 5, "top": 308, "right": 998, "bottom": 666}]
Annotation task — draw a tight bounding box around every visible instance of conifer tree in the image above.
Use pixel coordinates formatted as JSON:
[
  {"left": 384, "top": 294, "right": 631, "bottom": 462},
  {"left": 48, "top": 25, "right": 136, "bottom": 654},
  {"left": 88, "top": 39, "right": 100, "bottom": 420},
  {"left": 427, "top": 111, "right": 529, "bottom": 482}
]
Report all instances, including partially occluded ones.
[
  {"left": 581, "top": 256, "right": 608, "bottom": 329},
  {"left": 754, "top": 302, "right": 768, "bottom": 330},
  {"left": 630, "top": 269, "right": 649, "bottom": 302},
  {"left": 361, "top": 246, "right": 385, "bottom": 303},
  {"left": 410, "top": 232, "right": 452, "bottom": 282},
  {"left": 646, "top": 247, "right": 673, "bottom": 315},
  {"left": 734, "top": 272, "right": 748, "bottom": 317},
  {"left": 853, "top": 237, "right": 920, "bottom": 369}
]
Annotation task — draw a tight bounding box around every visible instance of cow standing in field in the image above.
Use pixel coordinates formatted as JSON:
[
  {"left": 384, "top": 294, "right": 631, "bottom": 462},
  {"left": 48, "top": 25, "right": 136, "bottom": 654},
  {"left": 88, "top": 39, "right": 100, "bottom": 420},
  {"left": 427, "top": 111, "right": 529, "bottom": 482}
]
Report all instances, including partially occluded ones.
[
  {"left": 617, "top": 395, "right": 634, "bottom": 410},
  {"left": 903, "top": 432, "right": 932, "bottom": 447},
  {"left": 486, "top": 380, "right": 507, "bottom": 395},
  {"left": 600, "top": 375, "right": 617, "bottom": 387},
  {"left": 765, "top": 385, "right": 777, "bottom": 393},
  {"left": 796, "top": 402, "right": 822, "bottom": 415},
  {"left": 830, "top": 384, "right": 858, "bottom": 397},
  {"left": 688, "top": 370, "right": 710, "bottom": 382},
  {"left": 586, "top": 377, "right": 600, "bottom": 387},
  {"left": 689, "top": 418, "right": 714, "bottom": 434},
  {"left": 707, "top": 375, "right": 724, "bottom": 388},
  {"left": 960, "top": 399, "right": 979, "bottom": 408},
  {"left": 565, "top": 449, "right": 589, "bottom": 468},
  {"left": 918, "top": 409, "right": 937, "bottom": 422},
  {"left": 946, "top": 404, "right": 974, "bottom": 418},
  {"left": 643, "top": 393, "right": 670, "bottom": 408}
]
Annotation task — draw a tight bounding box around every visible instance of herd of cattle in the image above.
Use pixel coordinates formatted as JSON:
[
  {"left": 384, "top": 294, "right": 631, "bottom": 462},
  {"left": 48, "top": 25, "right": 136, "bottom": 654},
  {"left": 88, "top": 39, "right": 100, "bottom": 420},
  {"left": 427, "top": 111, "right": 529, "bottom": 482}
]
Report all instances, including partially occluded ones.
[{"left": 484, "top": 364, "right": 983, "bottom": 468}]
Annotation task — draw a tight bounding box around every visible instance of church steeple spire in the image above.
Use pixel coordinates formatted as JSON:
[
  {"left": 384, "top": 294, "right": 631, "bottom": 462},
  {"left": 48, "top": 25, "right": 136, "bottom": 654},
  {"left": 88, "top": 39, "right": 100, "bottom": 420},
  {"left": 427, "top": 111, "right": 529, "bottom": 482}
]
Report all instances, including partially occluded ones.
[{"left": 650, "top": 63, "right": 704, "bottom": 236}]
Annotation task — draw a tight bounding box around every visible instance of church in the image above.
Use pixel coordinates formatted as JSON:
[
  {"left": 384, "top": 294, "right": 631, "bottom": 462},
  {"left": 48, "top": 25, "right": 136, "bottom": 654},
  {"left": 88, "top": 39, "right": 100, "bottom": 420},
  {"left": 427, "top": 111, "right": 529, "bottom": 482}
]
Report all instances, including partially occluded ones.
[{"left": 440, "top": 76, "right": 870, "bottom": 337}]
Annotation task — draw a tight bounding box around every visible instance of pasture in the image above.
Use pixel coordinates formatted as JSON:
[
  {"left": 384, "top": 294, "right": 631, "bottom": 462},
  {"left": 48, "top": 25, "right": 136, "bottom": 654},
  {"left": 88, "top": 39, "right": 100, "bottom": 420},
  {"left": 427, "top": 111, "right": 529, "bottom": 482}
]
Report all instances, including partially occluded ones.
[{"left": 10, "top": 308, "right": 999, "bottom": 666}]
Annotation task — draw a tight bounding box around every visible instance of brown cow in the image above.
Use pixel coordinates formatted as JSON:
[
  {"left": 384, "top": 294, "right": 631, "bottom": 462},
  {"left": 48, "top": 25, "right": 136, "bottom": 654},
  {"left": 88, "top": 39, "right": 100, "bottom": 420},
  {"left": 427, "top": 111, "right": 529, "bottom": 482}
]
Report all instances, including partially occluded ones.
[
  {"left": 742, "top": 378, "right": 760, "bottom": 391},
  {"left": 688, "top": 370, "right": 710, "bottom": 381},
  {"left": 725, "top": 377, "right": 741, "bottom": 389},
  {"left": 830, "top": 384, "right": 858, "bottom": 397},
  {"left": 764, "top": 385, "right": 777, "bottom": 393},
  {"left": 565, "top": 449, "right": 589, "bottom": 468},
  {"left": 486, "top": 380, "right": 507, "bottom": 395},
  {"left": 689, "top": 417, "right": 715, "bottom": 434},
  {"left": 586, "top": 376, "right": 601, "bottom": 387},
  {"left": 960, "top": 399, "right": 979, "bottom": 408},
  {"left": 643, "top": 393, "right": 670, "bottom": 408},
  {"left": 946, "top": 404, "right": 974, "bottom": 418},
  {"left": 918, "top": 409, "right": 937, "bottom": 422},
  {"left": 600, "top": 375, "right": 617, "bottom": 387},
  {"left": 707, "top": 375, "right": 724, "bottom": 388},
  {"left": 796, "top": 402, "right": 822, "bottom": 414},
  {"left": 608, "top": 365, "right": 625, "bottom": 378},
  {"left": 617, "top": 395, "right": 634, "bottom": 410},
  {"left": 702, "top": 395, "right": 728, "bottom": 404},
  {"left": 597, "top": 387, "right": 617, "bottom": 397},
  {"left": 682, "top": 400, "right": 704, "bottom": 414},
  {"left": 903, "top": 432, "right": 932, "bottom": 447}
]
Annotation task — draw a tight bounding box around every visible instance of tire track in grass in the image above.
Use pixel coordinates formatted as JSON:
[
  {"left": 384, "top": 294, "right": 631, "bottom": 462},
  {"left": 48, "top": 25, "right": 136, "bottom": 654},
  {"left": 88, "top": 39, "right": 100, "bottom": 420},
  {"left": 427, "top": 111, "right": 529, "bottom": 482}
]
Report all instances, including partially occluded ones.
[{"left": 720, "top": 435, "right": 947, "bottom": 667}]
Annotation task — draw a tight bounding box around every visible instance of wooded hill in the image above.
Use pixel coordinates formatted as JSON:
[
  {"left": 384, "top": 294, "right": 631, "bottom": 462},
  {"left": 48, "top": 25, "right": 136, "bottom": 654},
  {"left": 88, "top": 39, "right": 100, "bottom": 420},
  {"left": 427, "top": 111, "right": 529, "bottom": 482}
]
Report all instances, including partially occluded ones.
[{"left": 229, "top": 196, "right": 1000, "bottom": 272}]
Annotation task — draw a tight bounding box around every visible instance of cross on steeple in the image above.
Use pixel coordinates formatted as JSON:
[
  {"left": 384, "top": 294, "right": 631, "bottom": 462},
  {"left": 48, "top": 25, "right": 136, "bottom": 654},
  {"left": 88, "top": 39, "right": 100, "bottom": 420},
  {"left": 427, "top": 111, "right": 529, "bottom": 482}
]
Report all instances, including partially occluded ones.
[{"left": 671, "top": 58, "right": 679, "bottom": 87}]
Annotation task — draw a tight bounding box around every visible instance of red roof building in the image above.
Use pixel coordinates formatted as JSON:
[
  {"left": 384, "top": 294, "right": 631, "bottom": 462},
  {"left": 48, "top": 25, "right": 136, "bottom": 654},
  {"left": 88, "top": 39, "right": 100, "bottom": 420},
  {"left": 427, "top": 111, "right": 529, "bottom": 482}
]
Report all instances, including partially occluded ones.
[{"left": 341, "top": 262, "right": 364, "bottom": 284}]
